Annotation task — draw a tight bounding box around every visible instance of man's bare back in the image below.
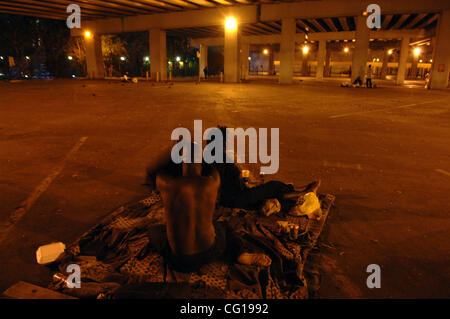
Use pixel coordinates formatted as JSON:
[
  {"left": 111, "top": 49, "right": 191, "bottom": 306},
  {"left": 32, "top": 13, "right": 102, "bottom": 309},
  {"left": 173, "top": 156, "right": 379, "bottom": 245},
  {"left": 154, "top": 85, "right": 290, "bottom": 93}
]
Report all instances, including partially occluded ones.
[{"left": 156, "top": 163, "right": 220, "bottom": 256}]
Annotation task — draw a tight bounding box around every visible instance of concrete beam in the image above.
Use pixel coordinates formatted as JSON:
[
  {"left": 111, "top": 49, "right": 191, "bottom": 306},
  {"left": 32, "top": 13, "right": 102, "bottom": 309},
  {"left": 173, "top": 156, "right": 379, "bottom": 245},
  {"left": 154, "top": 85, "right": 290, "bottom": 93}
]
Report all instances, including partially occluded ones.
[
  {"left": 190, "top": 29, "right": 424, "bottom": 47},
  {"left": 260, "top": 0, "right": 450, "bottom": 21},
  {"left": 71, "top": 0, "right": 450, "bottom": 37},
  {"left": 72, "top": 5, "right": 258, "bottom": 36}
]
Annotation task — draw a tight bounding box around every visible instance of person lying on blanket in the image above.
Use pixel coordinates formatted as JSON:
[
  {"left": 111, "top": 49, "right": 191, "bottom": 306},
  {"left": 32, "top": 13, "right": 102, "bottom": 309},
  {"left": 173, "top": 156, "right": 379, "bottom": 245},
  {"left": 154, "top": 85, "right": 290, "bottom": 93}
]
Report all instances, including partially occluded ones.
[
  {"left": 209, "top": 126, "right": 321, "bottom": 215},
  {"left": 146, "top": 143, "right": 272, "bottom": 273}
]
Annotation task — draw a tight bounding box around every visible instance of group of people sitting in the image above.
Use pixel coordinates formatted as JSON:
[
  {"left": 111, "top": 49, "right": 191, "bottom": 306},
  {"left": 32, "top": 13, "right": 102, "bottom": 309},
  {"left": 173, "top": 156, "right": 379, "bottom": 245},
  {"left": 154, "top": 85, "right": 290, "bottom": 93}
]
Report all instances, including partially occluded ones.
[{"left": 146, "top": 126, "right": 320, "bottom": 273}]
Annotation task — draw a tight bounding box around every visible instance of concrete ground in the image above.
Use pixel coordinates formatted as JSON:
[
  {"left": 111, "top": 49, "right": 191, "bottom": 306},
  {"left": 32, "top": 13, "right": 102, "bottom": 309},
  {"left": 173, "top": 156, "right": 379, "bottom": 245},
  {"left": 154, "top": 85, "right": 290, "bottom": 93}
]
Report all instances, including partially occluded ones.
[{"left": 0, "top": 78, "right": 449, "bottom": 298}]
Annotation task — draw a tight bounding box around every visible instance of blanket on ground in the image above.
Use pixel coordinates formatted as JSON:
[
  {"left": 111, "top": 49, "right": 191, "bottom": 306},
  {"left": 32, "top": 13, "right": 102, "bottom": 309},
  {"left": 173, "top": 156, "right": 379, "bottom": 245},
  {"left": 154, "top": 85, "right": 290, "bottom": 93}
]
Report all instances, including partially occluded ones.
[{"left": 49, "top": 189, "right": 334, "bottom": 299}]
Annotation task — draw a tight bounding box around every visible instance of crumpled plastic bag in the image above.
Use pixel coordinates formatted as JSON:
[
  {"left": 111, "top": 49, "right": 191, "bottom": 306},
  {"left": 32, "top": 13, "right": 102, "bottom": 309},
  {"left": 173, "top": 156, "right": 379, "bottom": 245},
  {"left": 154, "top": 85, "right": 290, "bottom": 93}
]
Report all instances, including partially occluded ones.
[{"left": 289, "top": 192, "right": 322, "bottom": 220}]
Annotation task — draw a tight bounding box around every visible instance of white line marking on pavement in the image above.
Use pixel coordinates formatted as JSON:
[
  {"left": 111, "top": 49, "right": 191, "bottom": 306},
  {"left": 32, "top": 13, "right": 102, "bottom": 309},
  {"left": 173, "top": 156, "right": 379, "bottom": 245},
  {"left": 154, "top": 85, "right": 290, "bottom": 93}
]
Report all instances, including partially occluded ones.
[
  {"left": 0, "top": 137, "right": 88, "bottom": 243},
  {"left": 323, "top": 160, "right": 362, "bottom": 170},
  {"left": 330, "top": 99, "right": 444, "bottom": 119},
  {"left": 435, "top": 169, "right": 450, "bottom": 177}
]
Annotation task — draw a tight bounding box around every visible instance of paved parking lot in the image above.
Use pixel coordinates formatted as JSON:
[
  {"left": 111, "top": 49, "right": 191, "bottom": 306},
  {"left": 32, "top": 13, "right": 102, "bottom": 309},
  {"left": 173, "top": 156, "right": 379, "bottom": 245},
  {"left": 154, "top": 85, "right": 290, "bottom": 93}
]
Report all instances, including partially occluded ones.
[{"left": 0, "top": 79, "right": 449, "bottom": 297}]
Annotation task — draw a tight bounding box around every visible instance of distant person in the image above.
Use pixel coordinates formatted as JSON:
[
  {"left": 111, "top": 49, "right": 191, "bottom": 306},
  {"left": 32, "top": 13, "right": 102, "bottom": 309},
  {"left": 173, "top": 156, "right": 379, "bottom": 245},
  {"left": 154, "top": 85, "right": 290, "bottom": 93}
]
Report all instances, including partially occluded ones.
[
  {"left": 366, "top": 65, "right": 373, "bottom": 88},
  {"left": 425, "top": 71, "right": 431, "bottom": 89},
  {"left": 352, "top": 76, "right": 363, "bottom": 87},
  {"left": 203, "top": 66, "right": 208, "bottom": 79}
]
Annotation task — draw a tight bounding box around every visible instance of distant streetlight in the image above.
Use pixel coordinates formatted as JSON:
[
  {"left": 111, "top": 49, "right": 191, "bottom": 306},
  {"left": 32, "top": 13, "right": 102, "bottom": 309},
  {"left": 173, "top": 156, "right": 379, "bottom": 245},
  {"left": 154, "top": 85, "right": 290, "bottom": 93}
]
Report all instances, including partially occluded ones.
[
  {"left": 419, "top": 59, "right": 423, "bottom": 63},
  {"left": 144, "top": 56, "right": 150, "bottom": 62},
  {"left": 225, "top": 17, "right": 237, "bottom": 30},
  {"left": 263, "top": 49, "right": 269, "bottom": 55},
  {"left": 68, "top": 56, "right": 73, "bottom": 60},
  {"left": 120, "top": 56, "right": 126, "bottom": 61},
  {"left": 176, "top": 56, "right": 181, "bottom": 62},
  {"left": 84, "top": 31, "right": 92, "bottom": 39},
  {"left": 413, "top": 47, "right": 421, "bottom": 57},
  {"left": 0, "top": 56, "right": 3, "bottom": 60},
  {"left": 388, "top": 49, "right": 393, "bottom": 55},
  {"left": 248, "top": 56, "right": 251, "bottom": 61},
  {"left": 26, "top": 56, "right": 30, "bottom": 60},
  {"left": 344, "top": 47, "right": 349, "bottom": 53},
  {"left": 302, "top": 45, "right": 309, "bottom": 55},
  {"left": 430, "top": 59, "right": 433, "bottom": 63}
]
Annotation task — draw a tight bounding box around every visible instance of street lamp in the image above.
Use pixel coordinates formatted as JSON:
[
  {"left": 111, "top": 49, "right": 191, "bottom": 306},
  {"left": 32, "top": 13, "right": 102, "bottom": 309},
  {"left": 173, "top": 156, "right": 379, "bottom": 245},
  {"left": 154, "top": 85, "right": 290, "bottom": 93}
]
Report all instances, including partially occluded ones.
[
  {"left": 263, "top": 49, "right": 269, "bottom": 55},
  {"left": 388, "top": 49, "right": 393, "bottom": 55},
  {"left": 344, "top": 47, "right": 349, "bottom": 53},
  {"left": 176, "top": 56, "right": 181, "bottom": 62},
  {"left": 68, "top": 56, "right": 73, "bottom": 60},
  {"left": 84, "top": 31, "right": 92, "bottom": 39},
  {"left": 144, "top": 56, "right": 149, "bottom": 62},
  {"left": 120, "top": 56, "right": 126, "bottom": 61},
  {"left": 225, "top": 17, "right": 237, "bottom": 30},
  {"left": 413, "top": 47, "right": 421, "bottom": 57},
  {"left": 302, "top": 45, "right": 309, "bottom": 55}
]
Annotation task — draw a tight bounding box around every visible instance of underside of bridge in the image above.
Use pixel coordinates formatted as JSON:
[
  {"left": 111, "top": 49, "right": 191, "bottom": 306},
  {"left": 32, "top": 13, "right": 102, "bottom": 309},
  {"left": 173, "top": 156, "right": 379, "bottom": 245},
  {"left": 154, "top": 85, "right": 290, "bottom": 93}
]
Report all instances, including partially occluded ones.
[{"left": 1, "top": 0, "right": 449, "bottom": 88}]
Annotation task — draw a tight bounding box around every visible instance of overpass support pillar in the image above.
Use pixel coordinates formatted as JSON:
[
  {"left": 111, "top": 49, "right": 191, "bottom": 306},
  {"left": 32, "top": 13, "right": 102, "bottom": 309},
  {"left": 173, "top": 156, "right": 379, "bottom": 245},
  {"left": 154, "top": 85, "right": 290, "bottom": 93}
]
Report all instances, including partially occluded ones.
[
  {"left": 351, "top": 15, "right": 369, "bottom": 83},
  {"left": 279, "top": 18, "right": 296, "bottom": 84},
  {"left": 224, "top": 19, "right": 239, "bottom": 83},
  {"left": 240, "top": 43, "right": 250, "bottom": 80},
  {"left": 381, "top": 48, "right": 389, "bottom": 79},
  {"left": 430, "top": 10, "right": 450, "bottom": 89},
  {"left": 85, "top": 33, "right": 105, "bottom": 79},
  {"left": 150, "top": 28, "right": 167, "bottom": 81},
  {"left": 316, "top": 40, "right": 326, "bottom": 80},
  {"left": 199, "top": 44, "right": 208, "bottom": 79},
  {"left": 396, "top": 37, "right": 410, "bottom": 85}
]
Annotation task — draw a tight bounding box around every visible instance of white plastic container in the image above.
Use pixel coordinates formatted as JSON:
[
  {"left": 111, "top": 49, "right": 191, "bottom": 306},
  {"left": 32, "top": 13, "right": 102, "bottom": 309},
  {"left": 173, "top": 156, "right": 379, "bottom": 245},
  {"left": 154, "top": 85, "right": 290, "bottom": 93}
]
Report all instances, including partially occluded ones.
[{"left": 36, "top": 242, "right": 66, "bottom": 265}]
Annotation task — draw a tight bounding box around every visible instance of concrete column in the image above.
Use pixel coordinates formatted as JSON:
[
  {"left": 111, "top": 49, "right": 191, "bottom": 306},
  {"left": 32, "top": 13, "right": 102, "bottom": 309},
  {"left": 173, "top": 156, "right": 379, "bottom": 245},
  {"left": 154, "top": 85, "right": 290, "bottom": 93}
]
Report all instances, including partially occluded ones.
[
  {"left": 324, "top": 47, "right": 331, "bottom": 77},
  {"left": 279, "top": 18, "right": 296, "bottom": 84},
  {"left": 224, "top": 20, "right": 239, "bottom": 83},
  {"left": 199, "top": 44, "right": 208, "bottom": 79},
  {"left": 381, "top": 49, "right": 389, "bottom": 79},
  {"left": 149, "top": 28, "right": 167, "bottom": 81},
  {"left": 85, "top": 33, "right": 105, "bottom": 79},
  {"left": 268, "top": 47, "right": 275, "bottom": 75},
  {"left": 240, "top": 43, "right": 249, "bottom": 80},
  {"left": 410, "top": 54, "right": 419, "bottom": 80},
  {"left": 430, "top": 10, "right": 450, "bottom": 89},
  {"left": 351, "top": 15, "right": 370, "bottom": 83},
  {"left": 396, "top": 37, "right": 410, "bottom": 85},
  {"left": 316, "top": 40, "right": 326, "bottom": 80}
]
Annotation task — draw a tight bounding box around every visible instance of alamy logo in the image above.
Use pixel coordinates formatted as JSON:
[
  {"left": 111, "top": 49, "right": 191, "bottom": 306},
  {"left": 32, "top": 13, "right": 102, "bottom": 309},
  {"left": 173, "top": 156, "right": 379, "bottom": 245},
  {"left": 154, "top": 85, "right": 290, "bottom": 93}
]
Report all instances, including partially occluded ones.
[
  {"left": 66, "top": 4, "right": 81, "bottom": 29},
  {"left": 366, "top": 4, "right": 381, "bottom": 29},
  {"left": 171, "top": 120, "right": 279, "bottom": 174},
  {"left": 66, "top": 264, "right": 81, "bottom": 288},
  {"left": 366, "top": 264, "right": 381, "bottom": 288}
]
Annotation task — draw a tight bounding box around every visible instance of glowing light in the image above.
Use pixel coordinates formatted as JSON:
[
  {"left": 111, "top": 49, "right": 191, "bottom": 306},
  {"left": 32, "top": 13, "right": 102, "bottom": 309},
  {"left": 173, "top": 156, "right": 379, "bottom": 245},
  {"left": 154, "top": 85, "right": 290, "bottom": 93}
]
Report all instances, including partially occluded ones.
[
  {"left": 225, "top": 17, "right": 237, "bottom": 30},
  {"left": 414, "top": 47, "right": 421, "bottom": 56},
  {"left": 248, "top": 56, "right": 251, "bottom": 61},
  {"left": 144, "top": 56, "right": 150, "bottom": 62},
  {"left": 26, "top": 56, "right": 30, "bottom": 60},
  {"left": 176, "top": 56, "right": 181, "bottom": 62},
  {"left": 302, "top": 45, "right": 309, "bottom": 54},
  {"left": 388, "top": 49, "right": 393, "bottom": 55},
  {"left": 352, "top": 39, "right": 356, "bottom": 42},
  {"left": 0, "top": 56, "right": 4, "bottom": 60},
  {"left": 68, "top": 56, "right": 73, "bottom": 60},
  {"left": 344, "top": 47, "right": 349, "bottom": 53},
  {"left": 419, "top": 59, "right": 423, "bottom": 63},
  {"left": 263, "top": 49, "right": 269, "bottom": 55},
  {"left": 120, "top": 56, "right": 126, "bottom": 61},
  {"left": 84, "top": 31, "right": 92, "bottom": 38},
  {"left": 362, "top": 11, "right": 368, "bottom": 16},
  {"left": 430, "top": 59, "right": 433, "bottom": 63}
]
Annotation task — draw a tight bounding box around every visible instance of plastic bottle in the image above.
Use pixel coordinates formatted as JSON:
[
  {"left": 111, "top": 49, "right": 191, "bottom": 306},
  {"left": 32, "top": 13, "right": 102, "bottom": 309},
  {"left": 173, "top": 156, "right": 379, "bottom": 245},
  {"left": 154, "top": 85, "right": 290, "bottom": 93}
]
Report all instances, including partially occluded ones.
[{"left": 36, "top": 242, "right": 66, "bottom": 264}]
